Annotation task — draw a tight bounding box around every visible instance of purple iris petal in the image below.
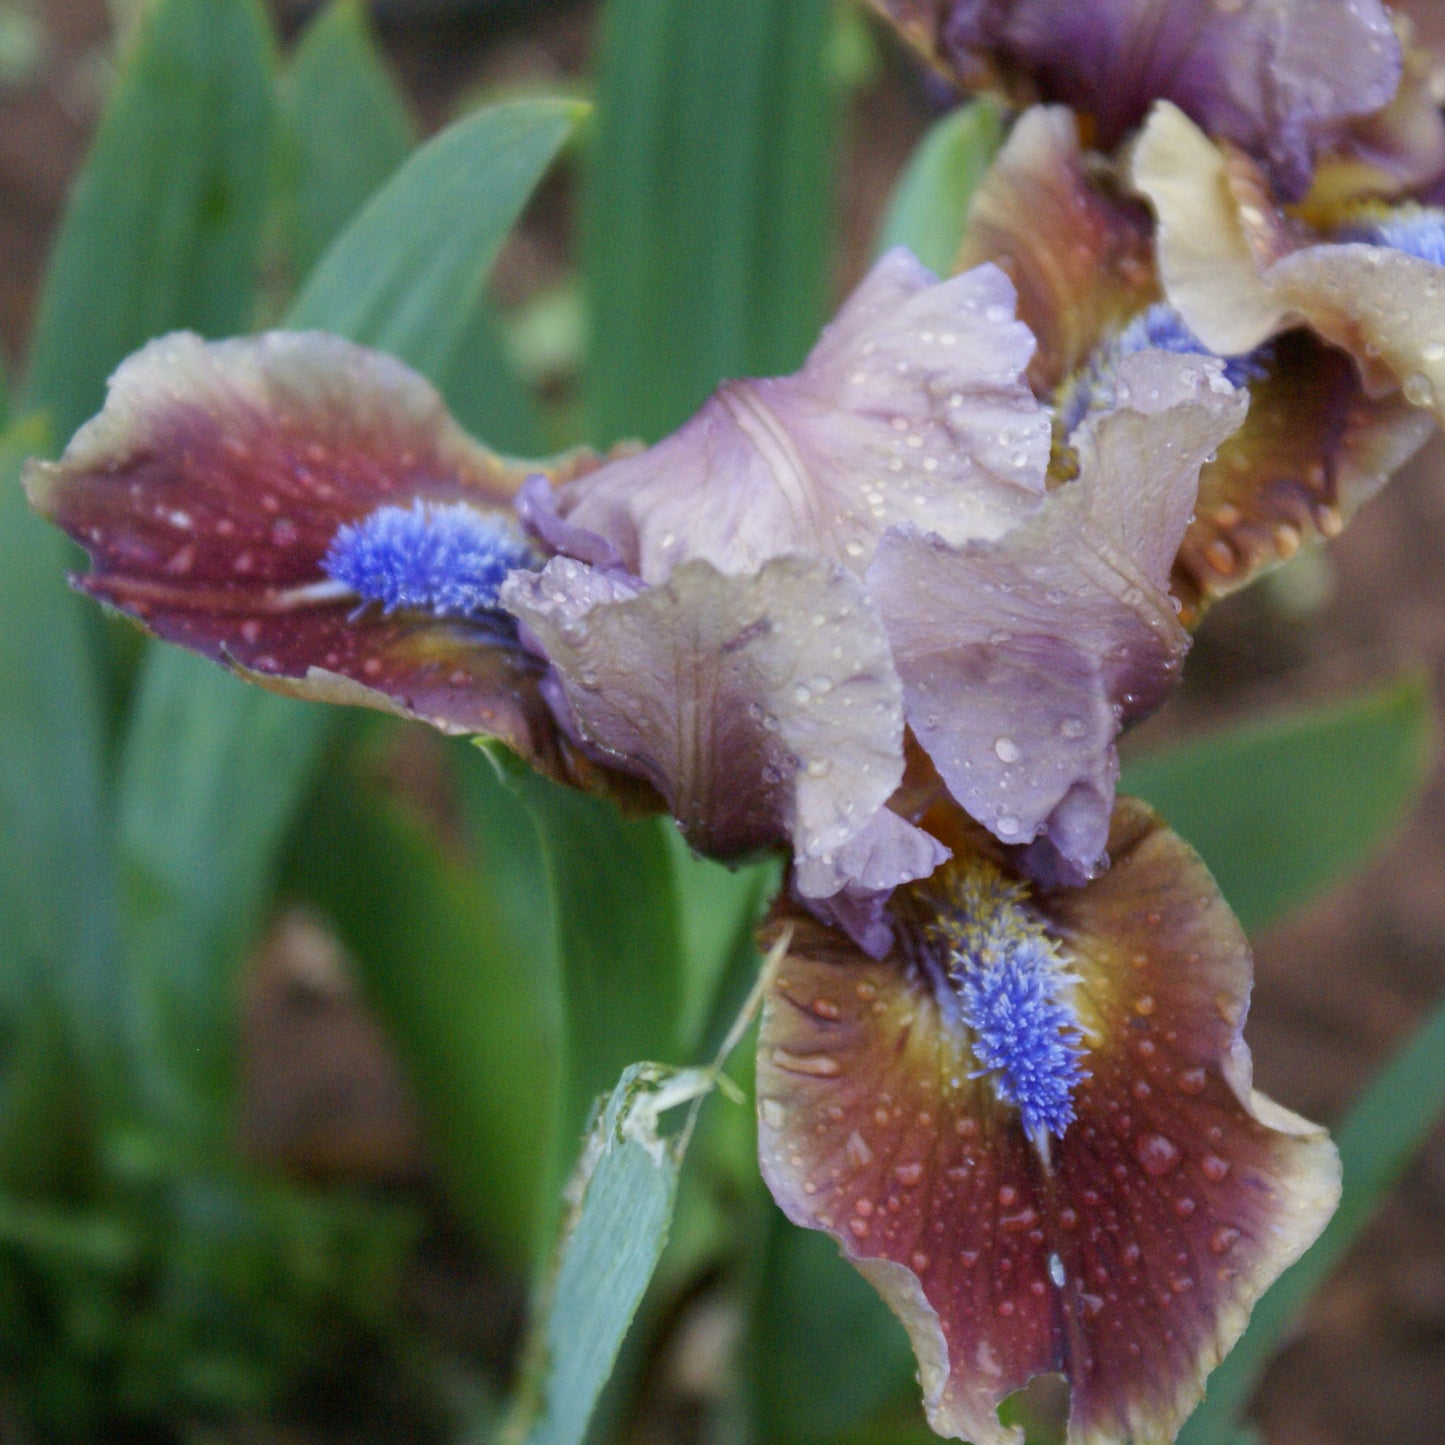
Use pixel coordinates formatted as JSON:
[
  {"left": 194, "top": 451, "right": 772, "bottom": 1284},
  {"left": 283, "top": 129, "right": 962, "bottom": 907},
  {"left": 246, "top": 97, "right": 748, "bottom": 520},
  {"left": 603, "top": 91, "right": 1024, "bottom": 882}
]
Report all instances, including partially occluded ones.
[
  {"left": 935, "top": 0, "right": 1402, "bottom": 198},
  {"left": 869, "top": 351, "right": 1248, "bottom": 875},
  {"left": 553, "top": 249, "right": 1049, "bottom": 583}
]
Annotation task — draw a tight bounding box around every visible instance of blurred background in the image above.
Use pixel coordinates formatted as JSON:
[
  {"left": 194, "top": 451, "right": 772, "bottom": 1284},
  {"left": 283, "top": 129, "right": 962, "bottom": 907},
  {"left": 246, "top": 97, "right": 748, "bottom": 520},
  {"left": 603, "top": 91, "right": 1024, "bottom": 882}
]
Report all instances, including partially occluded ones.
[{"left": 0, "top": 2, "right": 1443, "bottom": 1443}]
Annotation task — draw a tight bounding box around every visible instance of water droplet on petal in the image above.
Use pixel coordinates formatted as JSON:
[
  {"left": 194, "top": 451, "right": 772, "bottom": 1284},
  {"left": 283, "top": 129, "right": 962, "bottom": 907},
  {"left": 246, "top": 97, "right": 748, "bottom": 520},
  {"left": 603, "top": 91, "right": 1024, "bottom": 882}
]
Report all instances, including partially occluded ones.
[
  {"left": 1403, "top": 372, "right": 1435, "bottom": 407},
  {"left": 1136, "top": 1132, "right": 1183, "bottom": 1176},
  {"left": 993, "top": 736, "right": 1022, "bottom": 764},
  {"left": 760, "top": 1099, "right": 785, "bottom": 1129},
  {"left": 1201, "top": 1154, "right": 1230, "bottom": 1183}
]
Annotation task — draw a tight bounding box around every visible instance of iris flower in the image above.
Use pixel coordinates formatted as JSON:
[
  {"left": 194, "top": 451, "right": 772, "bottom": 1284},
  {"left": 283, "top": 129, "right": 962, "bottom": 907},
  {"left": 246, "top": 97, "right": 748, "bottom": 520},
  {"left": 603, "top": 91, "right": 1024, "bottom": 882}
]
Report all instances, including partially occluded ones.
[
  {"left": 26, "top": 250, "right": 1243, "bottom": 931},
  {"left": 868, "top": 0, "right": 1437, "bottom": 199},
  {"left": 933, "top": 99, "right": 1442, "bottom": 622},
  {"left": 867, "top": 2, "right": 1445, "bottom": 623},
  {"left": 27, "top": 242, "right": 1337, "bottom": 1443}
]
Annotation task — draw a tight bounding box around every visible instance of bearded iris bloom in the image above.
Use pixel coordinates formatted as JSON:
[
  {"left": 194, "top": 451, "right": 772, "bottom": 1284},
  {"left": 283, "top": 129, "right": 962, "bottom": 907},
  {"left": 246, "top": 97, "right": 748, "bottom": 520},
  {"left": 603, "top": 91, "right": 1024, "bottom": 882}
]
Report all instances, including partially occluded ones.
[
  {"left": 865, "top": 1, "right": 1445, "bottom": 624},
  {"left": 933, "top": 101, "right": 1441, "bottom": 623},
  {"left": 26, "top": 250, "right": 1244, "bottom": 931},
  {"left": 868, "top": 0, "right": 1435, "bottom": 200},
  {"left": 27, "top": 232, "right": 1335, "bottom": 1445}
]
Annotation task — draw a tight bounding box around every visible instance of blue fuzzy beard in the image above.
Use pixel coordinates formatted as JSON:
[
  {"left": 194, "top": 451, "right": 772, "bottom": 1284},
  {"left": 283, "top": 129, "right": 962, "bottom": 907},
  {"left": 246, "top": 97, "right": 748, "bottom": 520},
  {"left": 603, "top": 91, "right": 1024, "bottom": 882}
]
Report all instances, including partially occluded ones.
[
  {"left": 1060, "top": 303, "right": 1270, "bottom": 436},
  {"left": 927, "top": 863, "right": 1088, "bottom": 1143},
  {"left": 323, "top": 500, "right": 536, "bottom": 619},
  {"left": 1336, "top": 203, "right": 1445, "bottom": 268}
]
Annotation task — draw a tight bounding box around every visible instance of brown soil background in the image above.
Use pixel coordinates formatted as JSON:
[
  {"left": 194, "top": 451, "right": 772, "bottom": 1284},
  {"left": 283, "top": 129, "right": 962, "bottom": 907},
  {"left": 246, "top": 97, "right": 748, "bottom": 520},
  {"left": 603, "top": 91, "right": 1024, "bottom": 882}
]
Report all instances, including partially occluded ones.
[{"left": 3, "top": 3, "right": 1444, "bottom": 1443}]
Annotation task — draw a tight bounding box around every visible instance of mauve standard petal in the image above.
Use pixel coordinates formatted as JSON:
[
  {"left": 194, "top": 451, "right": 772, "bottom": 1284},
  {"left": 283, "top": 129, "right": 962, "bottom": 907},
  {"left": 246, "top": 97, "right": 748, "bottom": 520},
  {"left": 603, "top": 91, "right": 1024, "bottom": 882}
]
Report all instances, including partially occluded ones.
[
  {"left": 871, "top": 0, "right": 1401, "bottom": 199},
  {"left": 956, "top": 107, "right": 1159, "bottom": 395},
  {"left": 555, "top": 249, "right": 1049, "bottom": 581},
  {"left": 870, "top": 351, "right": 1247, "bottom": 874},
  {"left": 756, "top": 799, "right": 1339, "bottom": 1445},
  {"left": 26, "top": 332, "right": 601, "bottom": 759},
  {"left": 501, "top": 554, "right": 906, "bottom": 869}
]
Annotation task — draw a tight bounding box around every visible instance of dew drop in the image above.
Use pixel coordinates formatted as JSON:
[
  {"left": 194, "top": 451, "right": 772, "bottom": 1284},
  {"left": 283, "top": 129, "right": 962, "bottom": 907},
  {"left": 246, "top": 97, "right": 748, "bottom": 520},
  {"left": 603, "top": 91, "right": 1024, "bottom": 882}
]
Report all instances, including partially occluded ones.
[
  {"left": 848, "top": 1217, "right": 869, "bottom": 1238},
  {"left": 1174, "top": 1196, "right": 1197, "bottom": 1219},
  {"left": 846, "top": 1132, "right": 874, "bottom": 1168},
  {"left": 1048, "top": 1253, "right": 1066, "bottom": 1288},
  {"left": 895, "top": 1162, "right": 924, "bottom": 1187},
  {"left": 853, "top": 1195, "right": 874, "bottom": 1217},
  {"left": 760, "top": 1099, "right": 785, "bottom": 1129},
  {"left": 1176, "top": 1067, "right": 1207, "bottom": 1095},
  {"left": 1122, "top": 1243, "right": 1141, "bottom": 1268},
  {"left": 1136, "top": 1132, "right": 1183, "bottom": 1176},
  {"left": 911, "top": 1251, "right": 930, "bottom": 1272},
  {"left": 1403, "top": 372, "right": 1435, "bottom": 408},
  {"left": 1201, "top": 1154, "right": 1230, "bottom": 1183},
  {"left": 1209, "top": 1226, "right": 1241, "bottom": 1256},
  {"left": 993, "top": 735, "right": 1022, "bottom": 764}
]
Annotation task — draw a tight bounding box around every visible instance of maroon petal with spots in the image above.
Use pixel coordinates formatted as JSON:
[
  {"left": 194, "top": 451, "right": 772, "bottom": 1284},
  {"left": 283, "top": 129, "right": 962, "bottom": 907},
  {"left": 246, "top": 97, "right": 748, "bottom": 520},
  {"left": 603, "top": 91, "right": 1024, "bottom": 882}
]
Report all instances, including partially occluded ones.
[
  {"left": 756, "top": 798, "right": 1339, "bottom": 1445},
  {"left": 870, "top": 0, "right": 1402, "bottom": 198},
  {"left": 26, "top": 331, "right": 601, "bottom": 764}
]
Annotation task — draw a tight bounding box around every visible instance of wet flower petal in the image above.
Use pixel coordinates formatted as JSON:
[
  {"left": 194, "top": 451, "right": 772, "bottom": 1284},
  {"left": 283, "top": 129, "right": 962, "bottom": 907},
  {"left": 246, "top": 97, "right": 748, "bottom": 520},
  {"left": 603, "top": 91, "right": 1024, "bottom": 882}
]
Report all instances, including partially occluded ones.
[
  {"left": 1174, "top": 334, "right": 1433, "bottom": 618},
  {"left": 757, "top": 798, "right": 1340, "bottom": 1445},
  {"left": 555, "top": 249, "right": 1050, "bottom": 580},
  {"left": 869, "top": 352, "right": 1247, "bottom": 876},
  {"left": 1317, "top": 14, "right": 1445, "bottom": 203},
  {"left": 956, "top": 107, "right": 1158, "bottom": 397},
  {"left": 25, "top": 331, "right": 602, "bottom": 759},
  {"left": 1135, "top": 102, "right": 1445, "bottom": 421},
  {"left": 871, "top": 0, "right": 1402, "bottom": 198},
  {"left": 502, "top": 553, "right": 917, "bottom": 873}
]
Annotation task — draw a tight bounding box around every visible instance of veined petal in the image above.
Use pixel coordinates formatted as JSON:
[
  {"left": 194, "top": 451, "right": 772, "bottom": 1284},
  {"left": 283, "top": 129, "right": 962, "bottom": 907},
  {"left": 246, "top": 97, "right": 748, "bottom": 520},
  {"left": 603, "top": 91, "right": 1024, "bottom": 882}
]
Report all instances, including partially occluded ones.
[
  {"left": 1130, "top": 104, "right": 1298, "bottom": 357},
  {"left": 870, "top": 0, "right": 1402, "bottom": 199},
  {"left": 1175, "top": 334, "right": 1434, "bottom": 618},
  {"left": 756, "top": 798, "right": 1339, "bottom": 1445},
  {"left": 1135, "top": 103, "right": 1445, "bottom": 421},
  {"left": 957, "top": 107, "right": 1159, "bottom": 396},
  {"left": 501, "top": 553, "right": 907, "bottom": 870},
  {"left": 869, "top": 351, "right": 1247, "bottom": 876},
  {"left": 25, "top": 331, "right": 601, "bottom": 762},
  {"left": 555, "top": 249, "right": 1049, "bottom": 581}
]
